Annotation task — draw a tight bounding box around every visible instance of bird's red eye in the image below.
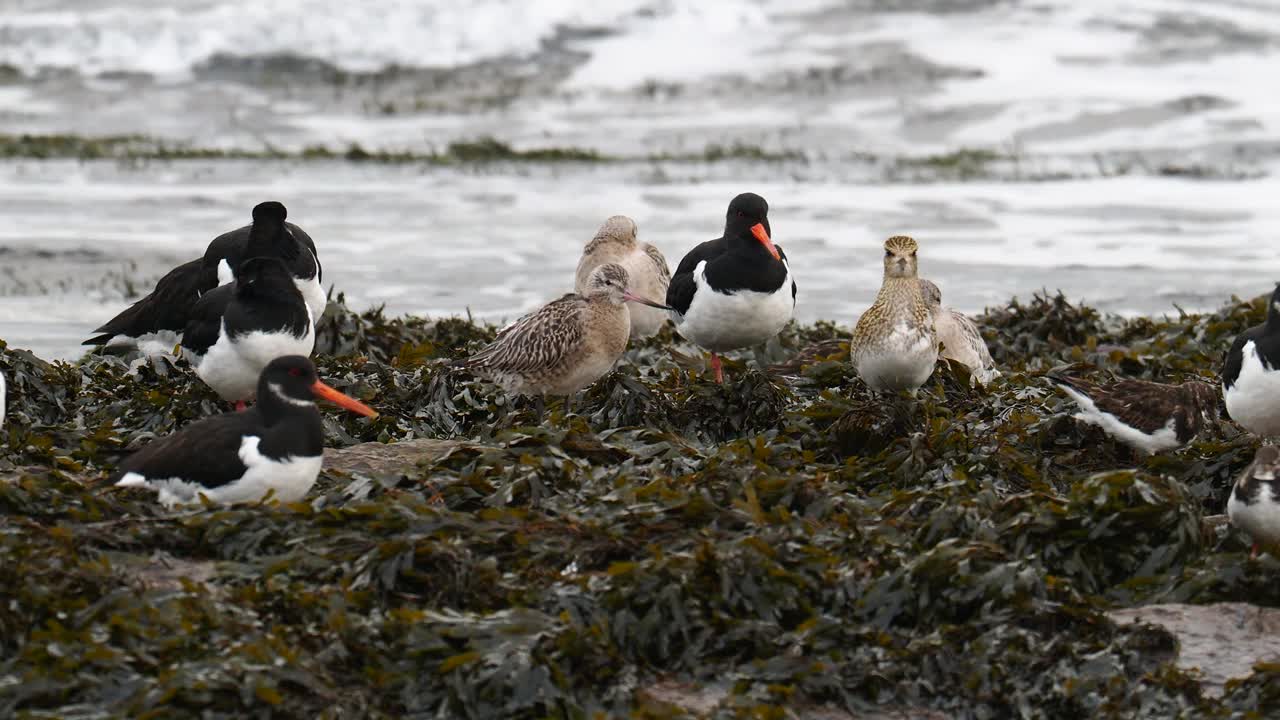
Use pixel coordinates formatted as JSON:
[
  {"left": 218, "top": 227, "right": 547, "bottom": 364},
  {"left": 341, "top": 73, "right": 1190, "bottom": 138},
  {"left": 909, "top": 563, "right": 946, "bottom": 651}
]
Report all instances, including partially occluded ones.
[{"left": 288, "top": 368, "right": 303, "bottom": 376}]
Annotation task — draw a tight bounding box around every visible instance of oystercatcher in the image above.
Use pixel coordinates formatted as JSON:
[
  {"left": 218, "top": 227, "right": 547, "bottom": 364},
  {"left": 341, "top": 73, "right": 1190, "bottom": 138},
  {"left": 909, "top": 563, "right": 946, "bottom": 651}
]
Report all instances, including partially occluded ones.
[
  {"left": 1228, "top": 444, "right": 1280, "bottom": 559},
  {"left": 459, "top": 263, "right": 669, "bottom": 413},
  {"left": 182, "top": 255, "right": 315, "bottom": 407},
  {"left": 919, "top": 279, "right": 1000, "bottom": 385},
  {"left": 85, "top": 201, "right": 324, "bottom": 348},
  {"left": 666, "top": 193, "right": 796, "bottom": 383},
  {"left": 851, "top": 236, "right": 937, "bottom": 393},
  {"left": 1222, "top": 284, "right": 1280, "bottom": 437},
  {"left": 1051, "top": 374, "right": 1218, "bottom": 455},
  {"left": 575, "top": 215, "right": 671, "bottom": 339},
  {"left": 112, "top": 355, "right": 377, "bottom": 507}
]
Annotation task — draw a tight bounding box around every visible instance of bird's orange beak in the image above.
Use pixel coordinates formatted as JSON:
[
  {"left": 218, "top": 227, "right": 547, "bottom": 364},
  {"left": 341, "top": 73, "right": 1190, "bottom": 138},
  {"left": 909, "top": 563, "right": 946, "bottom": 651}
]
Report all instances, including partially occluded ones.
[
  {"left": 751, "top": 223, "right": 780, "bottom": 261},
  {"left": 311, "top": 381, "right": 379, "bottom": 417}
]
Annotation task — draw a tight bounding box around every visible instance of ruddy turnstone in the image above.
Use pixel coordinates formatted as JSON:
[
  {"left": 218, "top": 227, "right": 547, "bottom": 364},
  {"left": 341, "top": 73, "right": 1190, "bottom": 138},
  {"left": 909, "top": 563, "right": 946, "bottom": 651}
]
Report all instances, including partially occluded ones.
[
  {"left": 86, "top": 201, "right": 324, "bottom": 349},
  {"left": 575, "top": 215, "right": 671, "bottom": 339},
  {"left": 1228, "top": 444, "right": 1280, "bottom": 559},
  {"left": 1222, "top": 284, "right": 1280, "bottom": 437},
  {"left": 113, "top": 355, "right": 377, "bottom": 507},
  {"left": 458, "top": 263, "right": 669, "bottom": 412},
  {"left": 181, "top": 255, "right": 315, "bottom": 409},
  {"left": 666, "top": 193, "right": 796, "bottom": 383},
  {"left": 1052, "top": 374, "right": 1218, "bottom": 455},
  {"left": 918, "top": 279, "right": 999, "bottom": 385},
  {"left": 851, "top": 236, "right": 937, "bottom": 393}
]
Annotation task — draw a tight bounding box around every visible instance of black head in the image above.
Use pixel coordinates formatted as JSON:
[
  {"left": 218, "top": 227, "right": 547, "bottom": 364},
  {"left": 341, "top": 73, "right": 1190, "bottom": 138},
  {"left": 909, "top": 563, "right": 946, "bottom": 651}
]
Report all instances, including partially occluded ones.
[
  {"left": 1266, "top": 283, "right": 1280, "bottom": 329},
  {"left": 245, "top": 201, "right": 298, "bottom": 261},
  {"left": 723, "top": 192, "right": 778, "bottom": 260},
  {"left": 253, "top": 201, "right": 287, "bottom": 224},
  {"left": 260, "top": 355, "right": 320, "bottom": 404},
  {"left": 234, "top": 255, "right": 293, "bottom": 287},
  {"left": 257, "top": 355, "right": 378, "bottom": 418}
]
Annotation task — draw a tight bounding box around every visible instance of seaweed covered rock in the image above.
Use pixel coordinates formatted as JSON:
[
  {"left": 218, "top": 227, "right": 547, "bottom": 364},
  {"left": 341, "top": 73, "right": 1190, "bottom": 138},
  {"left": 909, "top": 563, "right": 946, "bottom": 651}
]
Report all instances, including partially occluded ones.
[{"left": 1, "top": 291, "right": 1277, "bottom": 718}]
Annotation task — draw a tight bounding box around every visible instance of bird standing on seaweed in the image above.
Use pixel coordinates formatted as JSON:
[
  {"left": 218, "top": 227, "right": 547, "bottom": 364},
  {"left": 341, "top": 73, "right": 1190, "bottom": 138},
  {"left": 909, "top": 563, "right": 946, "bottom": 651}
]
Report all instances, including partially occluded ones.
[
  {"left": 458, "top": 263, "right": 670, "bottom": 416},
  {"left": 851, "top": 236, "right": 937, "bottom": 394},
  {"left": 666, "top": 192, "right": 796, "bottom": 383}
]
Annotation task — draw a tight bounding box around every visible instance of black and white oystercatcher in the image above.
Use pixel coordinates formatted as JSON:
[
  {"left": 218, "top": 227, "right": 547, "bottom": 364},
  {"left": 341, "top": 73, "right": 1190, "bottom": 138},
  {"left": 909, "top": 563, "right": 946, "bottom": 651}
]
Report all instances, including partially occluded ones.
[
  {"left": 112, "top": 355, "right": 377, "bottom": 507},
  {"left": 182, "top": 255, "right": 315, "bottom": 408},
  {"left": 666, "top": 193, "right": 796, "bottom": 383},
  {"left": 1228, "top": 444, "right": 1280, "bottom": 559},
  {"left": 1222, "top": 284, "right": 1280, "bottom": 437},
  {"left": 1051, "top": 374, "right": 1219, "bottom": 455},
  {"left": 85, "top": 201, "right": 324, "bottom": 348}
]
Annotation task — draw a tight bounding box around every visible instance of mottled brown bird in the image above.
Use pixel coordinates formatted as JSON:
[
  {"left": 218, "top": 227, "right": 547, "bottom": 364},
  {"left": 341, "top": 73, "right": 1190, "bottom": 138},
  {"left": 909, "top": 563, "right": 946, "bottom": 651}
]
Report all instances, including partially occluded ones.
[
  {"left": 1052, "top": 374, "right": 1218, "bottom": 455},
  {"left": 851, "top": 236, "right": 938, "bottom": 393},
  {"left": 458, "top": 264, "right": 669, "bottom": 412},
  {"left": 575, "top": 215, "right": 671, "bottom": 340},
  {"left": 918, "top": 278, "right": 999, "bottom": 385}
]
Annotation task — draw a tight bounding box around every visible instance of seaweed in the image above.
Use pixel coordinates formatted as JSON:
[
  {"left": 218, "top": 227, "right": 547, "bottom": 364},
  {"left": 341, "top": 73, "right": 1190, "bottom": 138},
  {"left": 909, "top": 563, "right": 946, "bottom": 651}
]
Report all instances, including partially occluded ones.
[{"left": 1, "top": 290, "right": 1275, "bottom": 717}]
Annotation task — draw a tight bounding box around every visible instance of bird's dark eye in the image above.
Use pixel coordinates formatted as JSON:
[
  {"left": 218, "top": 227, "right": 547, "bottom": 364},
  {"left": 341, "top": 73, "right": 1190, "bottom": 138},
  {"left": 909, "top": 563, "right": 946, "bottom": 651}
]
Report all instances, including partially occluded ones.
[
  {"left": 884, "top": 250, "right": 891, "bottom": 257},
  {"left": 736, "top": 211, "right": 745, "bottom": 217},
  {"left": 911, "top": 251, "right": 917, "bottom": 257},
  {"left": 288, "top": 368, "right": 303, "bottom": 377}
]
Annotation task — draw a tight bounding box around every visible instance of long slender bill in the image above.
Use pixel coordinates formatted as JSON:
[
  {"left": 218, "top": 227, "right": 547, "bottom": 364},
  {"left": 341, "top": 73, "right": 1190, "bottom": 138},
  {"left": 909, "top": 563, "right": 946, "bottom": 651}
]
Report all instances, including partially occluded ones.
[
  {"left": 311, "top": 381, "right": 379, "bottom": 417},
  {"left": 623, "top": 290, "right": 673, "bottom": 310}
]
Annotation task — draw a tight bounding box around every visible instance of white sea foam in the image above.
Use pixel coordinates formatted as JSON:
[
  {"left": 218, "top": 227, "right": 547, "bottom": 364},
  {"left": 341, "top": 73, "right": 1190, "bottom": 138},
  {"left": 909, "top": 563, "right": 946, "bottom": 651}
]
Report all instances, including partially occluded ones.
[{"left": 0, "top": 0, "right": 654, "bottom": 75}]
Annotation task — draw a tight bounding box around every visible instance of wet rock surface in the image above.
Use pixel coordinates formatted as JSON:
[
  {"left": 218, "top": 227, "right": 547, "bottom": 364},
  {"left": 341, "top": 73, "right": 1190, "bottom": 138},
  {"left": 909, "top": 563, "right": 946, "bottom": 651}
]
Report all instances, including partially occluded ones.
[{"left": 1108, "top": 602, "right": 1280, "bottom": 698}]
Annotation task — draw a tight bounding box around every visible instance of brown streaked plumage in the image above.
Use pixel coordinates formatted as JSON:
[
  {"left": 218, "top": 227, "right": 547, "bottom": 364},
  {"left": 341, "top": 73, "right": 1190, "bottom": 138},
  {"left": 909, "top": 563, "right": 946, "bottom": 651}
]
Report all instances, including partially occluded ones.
[
  {"left": 1052, "top": 375, "right": 1218, "bottom": 455},
  {"left": 919, "top": 278, "right": 999, "bottom": 385},
  {"left": 575, "top": 216, "right": 671, "bottom": 339},
  {"left": 1228, "top": 444, "right": 1280, "bottom": 558},
  {"left": 460, "top": 264, "right": 667, "bottom": 402},
  {"left": 850, "top": 236, "right": 938, "bottom": 393}
]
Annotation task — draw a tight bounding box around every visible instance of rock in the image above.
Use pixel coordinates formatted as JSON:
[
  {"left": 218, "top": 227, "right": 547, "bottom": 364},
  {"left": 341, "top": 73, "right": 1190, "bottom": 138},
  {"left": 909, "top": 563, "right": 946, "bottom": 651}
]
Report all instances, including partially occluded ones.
[
  {"left": 636, "top": 680, "right": 947, "bottom": 719},
  {"left": 1107, "top": 602, "right": 1280, "bottom": 697},
  {"left": 323, "top": 438, "right": 476, "bottom": 479}
]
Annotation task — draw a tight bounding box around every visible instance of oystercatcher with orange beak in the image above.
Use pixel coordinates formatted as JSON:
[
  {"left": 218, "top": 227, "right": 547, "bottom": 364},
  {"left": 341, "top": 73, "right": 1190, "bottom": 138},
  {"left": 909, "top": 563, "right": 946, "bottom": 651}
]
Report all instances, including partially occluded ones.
[
  {"left": 112, "top": 356, "right": 377, "bottom": 507},
  {"left": 666, "top": 193, "right": 796, "bottom": 383}
]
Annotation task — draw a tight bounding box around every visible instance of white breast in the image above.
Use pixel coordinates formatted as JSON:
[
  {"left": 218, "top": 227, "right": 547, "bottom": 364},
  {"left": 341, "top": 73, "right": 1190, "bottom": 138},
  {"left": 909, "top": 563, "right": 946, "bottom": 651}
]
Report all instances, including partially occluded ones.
[
  {"left": 854, "top": 321, "right": 938, "bottom": 392},
  {"left": 1229, "top": 482, "right": 1280, "bottom": 549},
  {"left": 194, "top": 313, "right": 315, "bottom": 402},
  {"left": 1225, "top": 341, "right": 1280, "bottom": 437},
  {"left": 672, "top": 260, "right": 794, "bottom": 353}
]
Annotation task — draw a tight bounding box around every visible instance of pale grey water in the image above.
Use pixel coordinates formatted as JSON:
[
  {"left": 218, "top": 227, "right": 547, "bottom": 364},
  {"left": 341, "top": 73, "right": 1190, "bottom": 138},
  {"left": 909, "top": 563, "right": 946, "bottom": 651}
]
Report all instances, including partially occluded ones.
[{"left": 2, "top": 0, "right": 1279, "bottom": 359}]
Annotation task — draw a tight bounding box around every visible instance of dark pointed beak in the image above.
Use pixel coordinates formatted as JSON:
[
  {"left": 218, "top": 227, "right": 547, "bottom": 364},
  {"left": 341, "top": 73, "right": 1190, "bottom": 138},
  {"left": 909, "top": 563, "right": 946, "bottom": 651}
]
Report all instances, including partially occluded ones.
[
  {"left": 623, "top": 290, "right": 672, "bottom": 310},
  {"left": 751, "top": 223, "right": 781, "bottom": 261},
  {"left": 311, "top": 380, "right": 379, "bottom": 417}
]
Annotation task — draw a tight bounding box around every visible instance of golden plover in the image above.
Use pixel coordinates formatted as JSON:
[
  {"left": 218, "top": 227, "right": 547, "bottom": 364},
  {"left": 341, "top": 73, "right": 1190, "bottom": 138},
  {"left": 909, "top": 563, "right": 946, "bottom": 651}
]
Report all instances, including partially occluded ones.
[{"left": 850, "top": 235, "right": 937, "bottom": 393}]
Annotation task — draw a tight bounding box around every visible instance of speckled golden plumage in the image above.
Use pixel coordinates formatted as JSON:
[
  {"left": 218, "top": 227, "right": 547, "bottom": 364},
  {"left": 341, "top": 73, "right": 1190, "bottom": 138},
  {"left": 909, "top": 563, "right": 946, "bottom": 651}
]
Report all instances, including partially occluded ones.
[{"left": 850, "top": 235, "right": 939, "bottom": 392}]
